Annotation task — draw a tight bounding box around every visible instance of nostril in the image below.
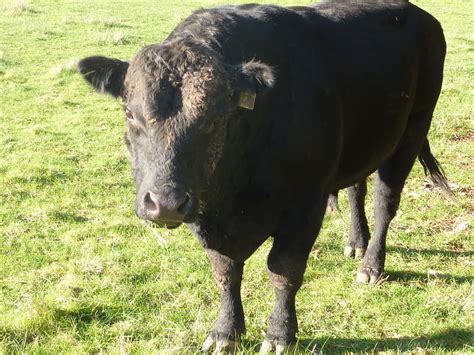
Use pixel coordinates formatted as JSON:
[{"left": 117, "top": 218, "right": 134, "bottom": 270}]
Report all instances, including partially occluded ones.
[
  {"left": 143, "top": 190, "right": 190, "bottom": 222},
  {"left": 177, "top": 194, "right": 190, "bottom": 215},
  {"left": 144, "top": 192, "right": 158, "bottom": 214}
]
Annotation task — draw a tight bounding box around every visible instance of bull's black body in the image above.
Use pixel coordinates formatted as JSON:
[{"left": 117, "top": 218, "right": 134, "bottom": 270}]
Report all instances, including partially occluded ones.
[{"left": 78, "top": 0, "right": 446, "bottom": 351}]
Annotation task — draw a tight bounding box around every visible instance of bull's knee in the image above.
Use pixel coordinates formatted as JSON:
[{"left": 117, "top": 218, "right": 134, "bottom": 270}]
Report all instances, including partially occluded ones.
[
  {"left": 267, "top": 252, "right": 305, "bottom": 292},
  {"left": 206, "top": 249, "right": 242, "bottom": 291},
  {"left": 268, "top": 269, "right": 300, "bottom": 292}
]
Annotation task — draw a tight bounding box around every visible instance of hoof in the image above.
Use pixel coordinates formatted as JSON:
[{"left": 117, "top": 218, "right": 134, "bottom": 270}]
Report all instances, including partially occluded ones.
[
  {"left": 344, "top": 246, "right": 366, "bottom": 259},
  {"left": 355, "top": 270, "right": 370, "bottom": 284},
  {"left": 326, "top": 204, "right": 338, "bottom": 214},
  {"left": 259, "top": 339, "right": 295, "bottom": 354},
  {"left": 356, "top": 269, "right": 387, "bottom": 285},
  {"left": 355, "top": 248, "right": 366, "bottom": 259},
  {"left": 344, "top": 245, "right": 355, "bottom": 258},
  {"left": 259, "top": 340, "right": 274, "bottom": 354},
  {"left": 201, "top": 335, "right": 237, "bottom": 354},
  {"left": 326, "top": 194, "right": 339, "bottom": 214}
]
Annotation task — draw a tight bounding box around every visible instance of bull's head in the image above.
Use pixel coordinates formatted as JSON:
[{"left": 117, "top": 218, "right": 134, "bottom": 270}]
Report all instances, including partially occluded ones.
[{"left": 78, "top": 43, "right": 274, "bottom": 228}]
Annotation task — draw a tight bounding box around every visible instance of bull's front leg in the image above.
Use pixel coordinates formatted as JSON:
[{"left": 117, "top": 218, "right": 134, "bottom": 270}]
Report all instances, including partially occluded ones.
[
  {"left": 259, "top": 236, "right": 317, "bottom": 354},
  {"left": 259, "top": 197, "right": 326, "bottom": 354},
  {"left": 260, "top": 224, "right": 323, "bottom": 353},
  {"left": 201, "top": 249, "right": 245, "bottom": 354}
]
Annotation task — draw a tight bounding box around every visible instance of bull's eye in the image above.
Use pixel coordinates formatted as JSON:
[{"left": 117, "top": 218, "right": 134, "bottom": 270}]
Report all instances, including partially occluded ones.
[{"left": 125, "top": 107, "right": 134, "bottom": 122}]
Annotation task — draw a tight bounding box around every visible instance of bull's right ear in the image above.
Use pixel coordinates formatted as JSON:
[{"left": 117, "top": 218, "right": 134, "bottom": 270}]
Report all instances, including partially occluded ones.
[{"left": 78, "top": 56, "right": 129, "bottom": 98}]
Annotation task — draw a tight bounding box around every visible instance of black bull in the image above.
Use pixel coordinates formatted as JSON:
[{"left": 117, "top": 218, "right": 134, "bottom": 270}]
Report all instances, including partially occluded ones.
[{"left": 78, "top": 1, "right": 447, "bottom": 352}]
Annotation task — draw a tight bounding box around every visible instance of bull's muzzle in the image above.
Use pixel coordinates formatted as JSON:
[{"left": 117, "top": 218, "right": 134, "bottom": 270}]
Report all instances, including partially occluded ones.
[{"left": 141, "top": 189, "right": 192, "bottom": 227}]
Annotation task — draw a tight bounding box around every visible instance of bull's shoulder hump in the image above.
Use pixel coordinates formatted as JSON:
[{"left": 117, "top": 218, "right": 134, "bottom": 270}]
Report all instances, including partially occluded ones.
[
  {"left": 165, "top": 4, "right": 315, "bottom": 52},
  {"left": 174, "top": 4, "right": 313, "bottom": 30},
  {"left": 310, "top": 0, "right": 413, "bottom": 22}
]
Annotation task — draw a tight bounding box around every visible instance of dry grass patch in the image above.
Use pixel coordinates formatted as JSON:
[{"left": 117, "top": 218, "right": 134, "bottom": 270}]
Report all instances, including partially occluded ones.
[
  {"left": 99, "top": 31, "right": 132, "bottom": 46},
  {"left": 3, "top": 0, "right": 34, "bottom": 15},
  {"left": 49, "top": 59, "right": 78, "bottom": 76}
]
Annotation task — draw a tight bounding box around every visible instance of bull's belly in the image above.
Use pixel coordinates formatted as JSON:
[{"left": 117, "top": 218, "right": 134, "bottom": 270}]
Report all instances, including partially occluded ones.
[{"left": 332, "top": 107, "right": 412, "bottom": 189}]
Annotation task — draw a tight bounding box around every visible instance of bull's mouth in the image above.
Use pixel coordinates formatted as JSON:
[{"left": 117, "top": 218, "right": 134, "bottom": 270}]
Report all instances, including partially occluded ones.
[
  {"left": 141, "top": 211, "right": 198, "bottom": 229},
  {"left": 149, "top": 221, "right": 182, "bottom": 229},
  {"left": 140, "top": 213, "right": 197, "bottom": 229},
  {"left": 148, "top": 211, "right": 198, "bottom": 229},
  {"left": 142, "top": 219, "right": 182, "bottom": 230}
]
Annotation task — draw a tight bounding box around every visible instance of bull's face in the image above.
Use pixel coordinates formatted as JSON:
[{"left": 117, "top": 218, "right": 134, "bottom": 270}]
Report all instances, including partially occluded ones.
[{"left": 78, "top": 44, "right": 274, "bottom": 228}]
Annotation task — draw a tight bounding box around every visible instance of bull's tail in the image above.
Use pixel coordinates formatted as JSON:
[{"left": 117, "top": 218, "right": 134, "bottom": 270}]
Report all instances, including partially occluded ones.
[{"left": 418, "top": 139, "right": 452, "bottom": 194}]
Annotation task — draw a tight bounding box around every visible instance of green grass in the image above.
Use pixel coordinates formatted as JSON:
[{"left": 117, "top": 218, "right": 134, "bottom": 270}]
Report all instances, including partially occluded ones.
[{"left": 0, "top": 0, "right": 472, "bottom": 353}]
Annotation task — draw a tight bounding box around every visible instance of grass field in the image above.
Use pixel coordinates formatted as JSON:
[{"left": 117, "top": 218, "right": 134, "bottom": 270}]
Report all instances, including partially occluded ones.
[{"left": 0, "top": 0, "right": 473, "bottom": 353}]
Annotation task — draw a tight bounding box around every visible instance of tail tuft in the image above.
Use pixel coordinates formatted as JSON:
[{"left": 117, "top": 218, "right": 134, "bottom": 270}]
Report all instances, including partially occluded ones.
[{"left": 418, "top": 139, "right": 452, "bottom": 195}]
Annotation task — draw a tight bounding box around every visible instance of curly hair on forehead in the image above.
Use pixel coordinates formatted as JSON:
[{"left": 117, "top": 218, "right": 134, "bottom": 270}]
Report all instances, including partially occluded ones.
[
  {"left": 129, "top": 40, "right": 218, "bottom": 82},
  {"left": 123, "top": 40, "right": 230, "bottom": 122}
]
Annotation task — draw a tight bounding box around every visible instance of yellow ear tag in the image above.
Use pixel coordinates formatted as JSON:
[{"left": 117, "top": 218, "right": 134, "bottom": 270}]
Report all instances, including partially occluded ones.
[{"left": 238, "top": 90, "right": 256, "bottom": 110}]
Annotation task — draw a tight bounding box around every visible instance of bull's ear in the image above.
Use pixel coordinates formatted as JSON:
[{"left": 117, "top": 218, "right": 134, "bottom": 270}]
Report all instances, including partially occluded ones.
[
  {"left": 78, "top": 56, "right": 129, "bottom": 98},
  {"left": 233, "top": 60, "right": 275, "bottom": 110}
]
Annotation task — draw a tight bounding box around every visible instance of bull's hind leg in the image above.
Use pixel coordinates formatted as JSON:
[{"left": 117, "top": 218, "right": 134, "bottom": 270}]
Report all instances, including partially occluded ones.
[
  {"left": 260, "top": 200, "right": 326, "bottom": 354},
  {"left": 355, "top": 167, "right": 405, "bottom": 284},
  {"left": 356, "top": 111, "right": 435, "bottom": 284},
  {"left": 356, "top": 22, "right": 445, "bottom": 284},
  {"left": 201, "top": 249, "right": 245, "bottom": 354},
  {"left": 344, "top": 179, "right": 370, "bottom": 258}
]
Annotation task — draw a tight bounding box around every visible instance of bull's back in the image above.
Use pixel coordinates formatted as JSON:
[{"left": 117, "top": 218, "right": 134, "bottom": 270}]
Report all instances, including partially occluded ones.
[
  {"left": 308, "top": 1, "right": 446, "bottom": 188},
  {"left": 171, "top": 2, "right": 445, "bottom": 194}
]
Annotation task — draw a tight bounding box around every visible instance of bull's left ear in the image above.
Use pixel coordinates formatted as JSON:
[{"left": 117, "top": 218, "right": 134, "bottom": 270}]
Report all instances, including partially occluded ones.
[
  {"left": 78, "top": 56, "right": 129, "bottom": 98},
  {"left": 233, "top": 60, "right": 275, "bottom": 110}
]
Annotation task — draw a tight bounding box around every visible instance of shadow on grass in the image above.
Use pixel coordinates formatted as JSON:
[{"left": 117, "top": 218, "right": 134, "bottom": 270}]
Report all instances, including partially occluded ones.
[
  {"left": 0, "top": 304, "right": 123, "bottom": 348},
  {"left": 388, "top": 270, "right": 473, "bottom": 284},
  {"left": 389, "top": 246, "right": 473, "bottom": 258},
  {"left": 49, "top": 211, "right": 89, "bottom": 223},
  {"left": 52, "top": 305, "right": 121, "bottom": 328},
  {"left": 242, "top": 328, "right": 472, "bottom": 353}
]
